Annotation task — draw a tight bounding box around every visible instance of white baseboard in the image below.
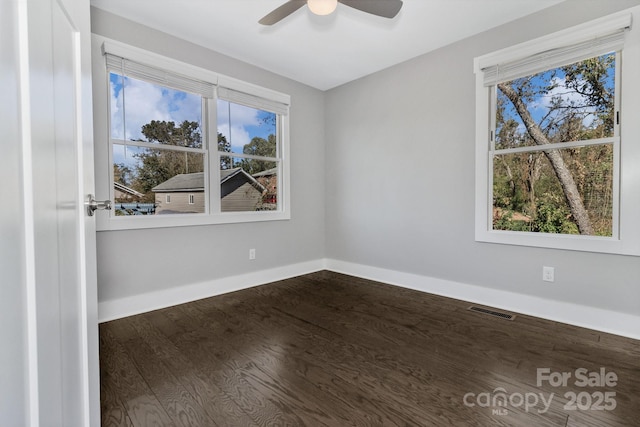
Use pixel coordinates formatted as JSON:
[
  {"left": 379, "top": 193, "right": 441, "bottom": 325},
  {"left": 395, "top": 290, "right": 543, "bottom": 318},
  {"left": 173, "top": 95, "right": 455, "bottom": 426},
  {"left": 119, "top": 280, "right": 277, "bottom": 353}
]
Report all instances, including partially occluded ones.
[
  {"left": 98, "top": 259, "right": 326, "bottom": 322},
  {"left": 99, "top": 257, "right": 640, "bottom": 340},
  {"left": 324, "top": 259, "right": 640, "bottom": 340}
]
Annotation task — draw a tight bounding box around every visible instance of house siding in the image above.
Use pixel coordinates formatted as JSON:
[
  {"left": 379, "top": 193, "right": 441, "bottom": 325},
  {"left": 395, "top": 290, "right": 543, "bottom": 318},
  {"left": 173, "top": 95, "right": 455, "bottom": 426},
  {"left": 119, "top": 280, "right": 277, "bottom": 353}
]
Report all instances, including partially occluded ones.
[
  {"left": 153, "top": 182, "right": 264, "bottom": 213},
  {"left": 221, "top": 181, "right": 263, "bottom": 212},
  {"left": 155, "top": 192, "right": 205, "bottom": 214}
]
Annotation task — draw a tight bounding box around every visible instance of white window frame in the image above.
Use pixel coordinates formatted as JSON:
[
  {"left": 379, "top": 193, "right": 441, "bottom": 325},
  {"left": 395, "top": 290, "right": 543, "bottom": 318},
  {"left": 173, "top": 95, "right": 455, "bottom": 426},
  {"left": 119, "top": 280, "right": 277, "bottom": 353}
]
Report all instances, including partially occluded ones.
[
  {"left": 91, "top": 36, "right": 291, "bottom": 230},
  {"left": 473, "top": 9, "right": 640, "bottom": 256}
]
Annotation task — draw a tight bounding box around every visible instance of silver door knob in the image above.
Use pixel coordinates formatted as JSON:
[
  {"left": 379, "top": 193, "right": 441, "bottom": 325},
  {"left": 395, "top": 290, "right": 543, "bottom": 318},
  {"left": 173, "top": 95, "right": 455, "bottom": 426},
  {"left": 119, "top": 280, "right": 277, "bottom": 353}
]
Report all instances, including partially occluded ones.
[{"left": 86, "top": 195, "right": 112, "bottom": 216}]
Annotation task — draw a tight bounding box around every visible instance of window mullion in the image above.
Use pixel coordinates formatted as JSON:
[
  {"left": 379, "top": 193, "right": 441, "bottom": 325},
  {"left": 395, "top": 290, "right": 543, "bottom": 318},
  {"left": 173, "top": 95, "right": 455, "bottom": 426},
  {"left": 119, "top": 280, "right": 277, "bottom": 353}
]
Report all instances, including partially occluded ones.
[
  {"left": 206, "top": 97, "right": 221, "bottom": 214},
  {"left": 111, "top": 139, "right": 206, "bottom": 154},
  {"left": 493, "top": 137, "right": 618, "bottom": 156},
  {"left": 221, "top": 153, "right": 279, "bottom": 163}
]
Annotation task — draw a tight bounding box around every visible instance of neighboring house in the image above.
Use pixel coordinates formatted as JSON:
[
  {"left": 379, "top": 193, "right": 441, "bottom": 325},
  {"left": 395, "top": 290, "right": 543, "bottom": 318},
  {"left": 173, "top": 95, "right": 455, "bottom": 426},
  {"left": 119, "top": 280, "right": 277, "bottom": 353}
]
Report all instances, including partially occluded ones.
[
  {"left": 113, "top": 181, "right": 144, "bottom": 202},
  {"left": 152, "top": 169, "right": 266, "bottom": 214},
  {"left": 253, "top": 167, "right": 278, "bottom": 209},
  {"left": 220, "top": 168, "right": 267, "bottom": 212}
]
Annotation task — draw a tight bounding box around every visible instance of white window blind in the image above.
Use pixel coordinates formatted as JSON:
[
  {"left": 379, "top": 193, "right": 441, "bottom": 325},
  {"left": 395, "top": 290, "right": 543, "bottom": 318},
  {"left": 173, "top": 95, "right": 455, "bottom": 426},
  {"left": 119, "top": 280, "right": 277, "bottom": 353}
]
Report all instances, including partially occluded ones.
[
  {"left": 105, "top": 53, "right": 215, "bottom": 98},
  {"left": 482, "top": 26, "right": 630, "bottom": 86},
  {"left": 217, "top": 87, "right": 289, "bottom": 116}
]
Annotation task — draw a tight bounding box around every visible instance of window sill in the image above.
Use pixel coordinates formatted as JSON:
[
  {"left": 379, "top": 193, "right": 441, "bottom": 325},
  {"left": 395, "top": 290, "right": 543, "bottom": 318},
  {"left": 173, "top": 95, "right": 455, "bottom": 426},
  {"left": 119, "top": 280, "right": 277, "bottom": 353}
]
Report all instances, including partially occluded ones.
[
  {"left": 475, "top": 228, "right": 640, "bottom": 256},
  {"left": 96, "top": 210, "right": 291, "bottom": 231}
]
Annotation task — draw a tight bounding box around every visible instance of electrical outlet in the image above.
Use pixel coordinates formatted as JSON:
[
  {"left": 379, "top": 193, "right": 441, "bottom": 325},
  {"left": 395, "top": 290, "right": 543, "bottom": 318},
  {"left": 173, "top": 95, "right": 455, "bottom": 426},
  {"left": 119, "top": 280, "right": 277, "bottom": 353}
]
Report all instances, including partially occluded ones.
[
  {"left": 542, "top": 266, "right": 555, "bottom": 282},
  {"left": 249, "top": 248, "right": 256, "bottom": 260}
]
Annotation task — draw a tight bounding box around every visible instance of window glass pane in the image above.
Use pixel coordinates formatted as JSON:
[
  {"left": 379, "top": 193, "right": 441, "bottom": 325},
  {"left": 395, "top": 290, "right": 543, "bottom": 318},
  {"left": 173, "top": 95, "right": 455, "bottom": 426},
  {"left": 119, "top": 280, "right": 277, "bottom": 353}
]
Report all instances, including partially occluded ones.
[
  {"left": 493, "top": 144, "right": 613, "bottom": 236},
  {"left": 113, "top": 144, "right": 205, "bottom": 216},
  {"left": 495, "top": 53, "right": 615, "bottom": 150},
  {"left": 110, "top": 72, "right": 202, "bottom": 147},
  {"left": 217, "top": 99, "right": 277, "bottom": 155},
  {"left": 220, "top": 156, "right": 277, "bottom": 212}
]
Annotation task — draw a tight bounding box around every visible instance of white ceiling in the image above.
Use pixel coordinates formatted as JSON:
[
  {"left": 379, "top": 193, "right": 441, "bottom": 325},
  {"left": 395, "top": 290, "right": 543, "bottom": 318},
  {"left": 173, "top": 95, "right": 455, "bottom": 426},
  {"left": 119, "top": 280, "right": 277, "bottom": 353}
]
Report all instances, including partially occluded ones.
[{"left": 90, "top": 0, "right": 564, "bottom": 91}]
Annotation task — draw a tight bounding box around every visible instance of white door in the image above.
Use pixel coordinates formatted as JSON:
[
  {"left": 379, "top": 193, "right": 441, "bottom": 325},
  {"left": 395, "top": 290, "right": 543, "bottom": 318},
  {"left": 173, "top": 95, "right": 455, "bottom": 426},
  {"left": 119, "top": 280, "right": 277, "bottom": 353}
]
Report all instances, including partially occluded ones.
[
  {"left": 1, "top": 0, "right": 99, "bottom": 425},
  {"left": 51, "top": 0, "right": 101, "bottom": 425}
]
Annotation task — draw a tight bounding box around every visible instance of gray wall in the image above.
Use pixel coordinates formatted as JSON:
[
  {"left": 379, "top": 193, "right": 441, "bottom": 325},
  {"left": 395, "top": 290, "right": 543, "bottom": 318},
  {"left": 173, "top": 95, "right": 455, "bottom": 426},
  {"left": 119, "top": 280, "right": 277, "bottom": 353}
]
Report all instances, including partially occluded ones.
[
  {"left": 92, "top": 8, "right": 326, "bottom": 302},
  {"left": 325, "top": 0, "right": 640, "bottom": 316},
  {"left": 93, "top": 2, "right": 640, "bottom": 321}
]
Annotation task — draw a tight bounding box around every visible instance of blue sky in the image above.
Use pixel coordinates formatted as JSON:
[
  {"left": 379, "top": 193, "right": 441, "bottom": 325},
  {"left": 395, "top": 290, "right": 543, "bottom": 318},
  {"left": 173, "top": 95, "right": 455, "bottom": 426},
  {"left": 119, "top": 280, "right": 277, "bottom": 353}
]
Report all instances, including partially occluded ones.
[
  {"left": 110, "top": 73, "right": 275, "bottom": 167},
  {"left": 216, "top": 99, "right": 275, "bottom": 154}
]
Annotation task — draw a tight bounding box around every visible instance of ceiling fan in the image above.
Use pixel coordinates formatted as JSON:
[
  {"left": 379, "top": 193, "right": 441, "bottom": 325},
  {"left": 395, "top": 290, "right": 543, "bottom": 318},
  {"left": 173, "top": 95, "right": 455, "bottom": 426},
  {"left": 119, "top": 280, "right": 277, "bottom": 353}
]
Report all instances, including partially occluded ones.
[{"left": 259, "top": 0, "right": 403, "bottom": 25}]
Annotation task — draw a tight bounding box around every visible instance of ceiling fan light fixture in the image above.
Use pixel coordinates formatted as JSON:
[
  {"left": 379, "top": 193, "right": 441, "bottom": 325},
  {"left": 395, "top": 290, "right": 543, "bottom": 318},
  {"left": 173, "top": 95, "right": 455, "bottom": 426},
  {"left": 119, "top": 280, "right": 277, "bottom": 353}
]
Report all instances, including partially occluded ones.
[
  {"left": 307, "top": 0, "right": 338, "bottom": 16},
  {"left": 259, "top": 0, "right": 402, "bottom": 26}
]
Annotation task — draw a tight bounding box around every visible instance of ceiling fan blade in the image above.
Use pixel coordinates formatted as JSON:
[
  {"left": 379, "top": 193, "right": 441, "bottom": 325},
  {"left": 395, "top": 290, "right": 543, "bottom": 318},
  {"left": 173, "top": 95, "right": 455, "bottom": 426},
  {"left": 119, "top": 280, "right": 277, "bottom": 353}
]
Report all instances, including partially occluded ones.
[
  {"left": 259, "top": 0, "right": 307, "bottom": 25},
  {"left": 339, "top": 0, "right": 403, "bottom": 19}
]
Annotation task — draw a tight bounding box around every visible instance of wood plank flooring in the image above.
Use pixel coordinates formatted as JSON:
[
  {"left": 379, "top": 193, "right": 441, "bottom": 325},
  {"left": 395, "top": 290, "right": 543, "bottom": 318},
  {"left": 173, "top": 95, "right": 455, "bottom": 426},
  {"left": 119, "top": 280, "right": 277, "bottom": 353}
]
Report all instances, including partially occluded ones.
[{"left": 100, "top": 271, "right": 640, "bottom": 426}]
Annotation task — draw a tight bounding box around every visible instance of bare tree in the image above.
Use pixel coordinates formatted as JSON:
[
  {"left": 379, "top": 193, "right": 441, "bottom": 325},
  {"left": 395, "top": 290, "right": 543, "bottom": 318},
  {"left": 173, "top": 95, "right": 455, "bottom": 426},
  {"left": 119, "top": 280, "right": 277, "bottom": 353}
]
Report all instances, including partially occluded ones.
[{"left": 498, "top": 83, "right": 594, "bottom": 235}]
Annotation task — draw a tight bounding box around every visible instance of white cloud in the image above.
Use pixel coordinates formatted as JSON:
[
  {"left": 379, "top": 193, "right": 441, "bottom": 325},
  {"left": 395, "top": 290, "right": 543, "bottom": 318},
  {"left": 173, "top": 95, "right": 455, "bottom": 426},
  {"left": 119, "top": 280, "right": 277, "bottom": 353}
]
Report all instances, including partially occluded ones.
[
  {"left": 110, "top": 76, "right": 202, "bottom": 141},
  {"left": 110, "top": 76, "right": 273, "bottom": 157},
  {"left": 529, "top": 76, "right": 585, "bottom": 108},
  {"left": 217, "top": 100, "right": 262, "bottom": 151},
  {"left": 217, "top": 122, "right": 251, "bottom": 152},
  {"left": 112, "top": 144, "right": 144, "bottom": 170}
]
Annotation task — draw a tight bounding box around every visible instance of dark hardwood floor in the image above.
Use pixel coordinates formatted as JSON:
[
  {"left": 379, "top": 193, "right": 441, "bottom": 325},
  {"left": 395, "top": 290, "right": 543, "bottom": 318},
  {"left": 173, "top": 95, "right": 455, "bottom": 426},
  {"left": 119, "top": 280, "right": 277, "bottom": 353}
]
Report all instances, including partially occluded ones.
[{"left": 100, "top": 271, "right": 640, "bottom": 426}]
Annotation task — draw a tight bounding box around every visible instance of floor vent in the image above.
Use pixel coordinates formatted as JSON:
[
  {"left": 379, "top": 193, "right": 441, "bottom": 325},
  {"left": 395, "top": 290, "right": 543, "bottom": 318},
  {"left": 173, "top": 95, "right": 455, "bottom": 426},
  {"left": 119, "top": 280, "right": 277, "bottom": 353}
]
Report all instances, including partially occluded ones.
[{"left": 468, "top": 306, "right": 516, "bottom": 321}]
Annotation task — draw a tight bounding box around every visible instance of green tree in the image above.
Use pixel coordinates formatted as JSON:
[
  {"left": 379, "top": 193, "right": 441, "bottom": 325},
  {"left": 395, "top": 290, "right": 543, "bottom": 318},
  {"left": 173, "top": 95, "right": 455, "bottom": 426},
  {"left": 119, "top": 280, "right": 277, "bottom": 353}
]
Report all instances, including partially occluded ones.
[
  {"left": 563, "top": 55, "right": 615, "bottom": 135},
  {"left": 130, "top": 121, "right": 232, "bottom": 201},
  {"left": 240, "top": 134, "right": 276, "bottom": 175},
  {"left": 140, "top": 119, "right": 201, "bottom": 147},
  {"left": 113, "top": 163, "right": 133, "bottom": 186},
  {"left": 218, "top": 132, "right": 232, "bottom": 169},
  {"left": 131, "top": 120, "right": 203, "bottom": 201}
]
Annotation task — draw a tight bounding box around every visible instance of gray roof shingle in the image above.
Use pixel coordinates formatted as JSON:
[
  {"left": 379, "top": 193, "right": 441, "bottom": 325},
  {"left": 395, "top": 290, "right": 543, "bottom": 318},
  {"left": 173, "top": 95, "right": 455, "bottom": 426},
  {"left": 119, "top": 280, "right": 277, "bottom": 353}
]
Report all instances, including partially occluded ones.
[
  {"left": 152, "top": 172, "right": 205, "bottom": 192},
  {"left": 152, "top": 168, "right": 265, "bottom": 193}
]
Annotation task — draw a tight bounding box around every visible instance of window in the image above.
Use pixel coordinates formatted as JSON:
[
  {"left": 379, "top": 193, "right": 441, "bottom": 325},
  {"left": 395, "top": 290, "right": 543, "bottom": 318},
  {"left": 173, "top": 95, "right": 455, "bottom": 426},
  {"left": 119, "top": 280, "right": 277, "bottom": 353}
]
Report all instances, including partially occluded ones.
[
  {"left": 217, "top": 94, "right": 282, "bottom": 212},
  {"left": 492, "top": 50, "right": 619, "bottom": 237},
  {"left": 474, "top": 11, "right": 640, "bottom": 255},
  {"left": 93, "top": 38, "right": 290, "bottom": 230},
  {"left": 108, "top": 61, "right": 208, "bottom": 218}
]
